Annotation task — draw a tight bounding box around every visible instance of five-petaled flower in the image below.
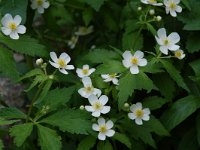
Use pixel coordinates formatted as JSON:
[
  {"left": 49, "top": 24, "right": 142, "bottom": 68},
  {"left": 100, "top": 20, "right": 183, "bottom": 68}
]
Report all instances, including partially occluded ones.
[
  {"left": 141, "top": 0, "right": 163, "bottom": 6},
  {"left": 49, "top": 52, "right": 74, "bottom": 74},
  {"left": 122, "top": 50, "right": 147, "bottom": 74},
  {"left": 92, "top": 118, "right": 115, "bottom": 141},
  {"left": 164, "top": 0, "right": 182, "bottom": 17},
  {"left": 75, "top": 26, "right": 93, "bottom": 36},
  {"left": 1, "top": 14, "right": 26, "bottom": 40},
  {"left": 78, "top": 77, "right": 101, "bottom": 98},
  {"left": 85, "top": 95, "right": 110, "bottom": 117},
  {"left": 128, "top": 102, "right": 150, "bottom": 125},
  {"left": 76, "top": 65, "right": 95, "bottom": 78},
  {"left": 155, "top": 28, "right": 180, "bottom": 55},
  {"left": 31, "top": 0, "right": 50, "bottom": 14},
  {"left": 174, "top": 50, "right": 185, "bottom": 60},
  {"left": 101, "top": 73, "right": 120, "bottom": 85}
]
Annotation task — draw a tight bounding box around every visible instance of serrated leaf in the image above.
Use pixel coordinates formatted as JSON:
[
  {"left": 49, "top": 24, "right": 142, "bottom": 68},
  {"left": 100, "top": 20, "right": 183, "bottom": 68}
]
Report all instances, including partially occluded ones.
[
  {"left": 0, "top": 118, "right": 20, "bottom": 125},
  {"left": 19, "top": 69, "right": 44, "bottom": 81},
  {"left": 0, "top": 36, "right": 48, "bottom": 57},
  {"left": 10, "top": 123, "right": 33, "bottom": 147},
  {"left": 97, "top": 141, "right": 113, "bottom": 150},
  {"left": 113, "top": 132, "right": 131, "bottom": 149},
  {"left": 186, "top": 33, "right": 200, "bottom": 53},
  {"left": 118, "top": 72, "right": 154, "bottom": 108},
  {"left": 143, "top": 96, "right": 170, "bottom": 110},
  {"left": 160, "top": 60, "right": 189, "bottom": 92},
  {"left": 36, "top": 86, "right": 75, "bottom": 110},
  {"left": 82, "top": 8, "right": 93, "bottom": 26},
  {"left": 0, "top": 139, "right": 4, "bottom": 150},
  {"left": 190, "top": 59, "right": 200, "bottom": 76},
  {"left": 81, "top": 49, "right": 120, "bottom": 64},
  {"left": 37, "top": 124, "right": 62, "bottom": 150},
  {"left": 95, "top": 60, "right": 126, "bottom": 74},
  {"left": 0, "top": 107, "right": 27, "bottom": 119},
  {"left": 0, "top": 46, "right": 19, "bottom": 80},
  {"left": 79, "top": 0, "right": 105, "bottom": 11},
  {"left": 77, "top": 136, "right": 96, "bottom": 150},
  {"left": 161, "top": 95, "right": 200, "bottom": 131},
  {"left": 40, "top": 109, "right": 92, "bottom": 134}
]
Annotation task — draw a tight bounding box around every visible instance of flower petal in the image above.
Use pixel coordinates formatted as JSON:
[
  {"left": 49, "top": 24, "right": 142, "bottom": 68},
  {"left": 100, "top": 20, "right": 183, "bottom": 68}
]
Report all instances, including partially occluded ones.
[
  {"left": 106, "top": 130, "right": 115, "bottom": 137},
  {"left": 160, "top": 46, "right": 169, "bottom": 55},
  {"left": 176, "top": 5, "right": 182, "bottom": 12},
  {"left": 43, "top": 1, "right": 50, "bottom": 8},
  {"left": 168, "top": 32, "right": 180, "bottom": 44},
  {"left": 99, "top": 95, "right": 108, "bottom": 105},
  {"left": 49, "top": 61, "right": 59, "bottom": 68},
  {"left": 10, "top": 31, "right": 19, "bottom": 39},
  {"left": 122, "top": 51, "right": 132, "bottom": 59},
  {"left": 92, "top": 124, "right": 99, "bottom": 131},
  {"left": 50, "top": 52, "right": 58, "bottom": 62},
  {"left": 88, "top": 94, "right": 98, "bottom": 105},
  {"left": 1, "top": 27, "right": 11, "bottom": 35},
  {"left": 157, "top": 28, "right": 167, "bottom": 39},
  {"left": 85, "top": 106, "right": 94, "bottom": 112},
  {"left": 128, "top": 113, "right": 137, "bottom": 120},
  {"left": 98, "top": 118, "right": 105, "bottom": 125},
  {"left": 38, "top": 7, "right": 45, "bottom": 14},
  {"left": 98, "top": 133, "right": 106, "bottom": 141},
  {"left": 138, "top": 58, "right": 147, "bottom": 66},
  {"left": 142, "top": 114, "right": 150, "bottom": 121},
  {"left": 59, "top": 52, "right": 71, "bottom": 63},
  {"left": 168, "top": 45, "right": 180, "bottom": 51},
  {"left": 135, "top": 118, "right": 143, "bottom": 125},
  {"left": 130, "top": 65, "right": 139, "bottom": 74},
  {"left": 106, "top": 120, "right": 114, "bottom": 129},
  {"left": 17, "top": 25, "right": 26, "bottom": 34},
  {"left": 66, "top": 65, "right": 74, "bottom": 70},
  {"left": 92, "top": 111, "right": 101, "bottom": 117},
  {"left": 134, "top": 50, "right": 144, "bottom": 59},
  {"left": 59, "top": 68, "right": 68, "bottom": 74},
  {"left": 143, "top": 108, "right": 150, "bottom": 115},
  {"left": 93, "top": 88, "right": 102, "bottom": 97},
  {"left": 101, "top": 106, "right": 110, "bottom": 114},
  {"left": 1, "top": 14, "right": 13, "bottom": 27},
  {"left": 135, "top": 102, "right": 142, "bottom": 109},
  {"left": 14, "top": 15, "right": 22, "bottom": 26},
  {"left": 82, "top": 77, "right": 92, "bottom": 87}
]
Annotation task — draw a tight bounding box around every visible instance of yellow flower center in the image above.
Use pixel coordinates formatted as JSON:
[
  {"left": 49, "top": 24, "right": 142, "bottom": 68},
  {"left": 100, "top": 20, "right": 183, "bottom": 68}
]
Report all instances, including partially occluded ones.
[
  {"left": 149, "top": 0, "right": 157, "bottom": 3},
  {"left": 85, "top": 86, "right": 93, "bottom": 93},
  {"left": 37, "top": 0, "right": 43, "bottom": 6},
  {"left": 131, "top": 57, "right": 138, "bottom": 65},
  {"left": 109, "top": 73, "right": 116, "bottom": 78},
  {"left": 163, "top": 39, "right": 169, "bottom": 45},
  {"left": 135, "top": 109, "right": 144, "bottom": 118},
  {"left": 82, "top": 69, "right": 89, "bottom": 75},
  {"left": 57, "top": 59, "right": 66, "bottom": 68},
  {"left": 9, "top": 22, "right": 17, "bottom": 30},
  {"left": 169, "top": 2, "right": 176, "bottom": 9},
  {"left": 99, "top": 125, "right": 107, "bottom": 133},
  {"left": 93, "top": 102, "right": 102, "bottom": 110},
  {"left": 175, "top": 51, "right": 182, "bottom": 58}
]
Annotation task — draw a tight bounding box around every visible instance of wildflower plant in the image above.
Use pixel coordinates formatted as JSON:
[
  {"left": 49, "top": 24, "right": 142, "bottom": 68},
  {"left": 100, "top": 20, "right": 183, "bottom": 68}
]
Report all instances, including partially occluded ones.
[{"left": 0, "top": 0, "right": 200, "bottom": 150}]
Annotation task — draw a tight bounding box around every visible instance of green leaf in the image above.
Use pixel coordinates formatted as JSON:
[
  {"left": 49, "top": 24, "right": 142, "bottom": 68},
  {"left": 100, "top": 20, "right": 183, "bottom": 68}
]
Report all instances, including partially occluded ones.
[
  {"left": 0, "top": 107, "right": 27, "bottom": 119},
  {"left": 196, "top": 112, "right": 200, "bottom": 145},
  {"left": 77, "top": 136, "right": 96, "bottom": 150},
  {"left": 113, "top": 132, "right": 132, "bottom": 149},
  {"left": 36, "top": 86, "right": 75, "bottom": 110},
  {"left": 97, "top": 141, "right": 113, "bottom": 150},
  {"left": 95, "top": 60, "right": 126, "bottom": 74},
  {"left": 19, "top": 69, "right": 44, "bottom": 81},
  {"left": 0, "top": 36, "right": 48, "bottom": 57},
  {"left": 182, "top": 0, "right": 191, "bottom": 10},
  {"left": 40, "top": 109, "right": 92, "bottom": 134},
  {"left": 37, "top": 124, "right": 62, "bottom": 150},
  {"left": 0, "top": 46, "right": 19, "bottom": 80},
  {"left": 0, "top": 139, "right": 4, "bottom": 150},
  {"left": 143, "top": 96, "right": 170, "bottom": 110},
  {"left": 146, "top": 23, "right": 157, "bottom": 35},
  {"left": 0, "top": 118, "right": 20, "bottom": 125},
  {"left": 82, "top": 8, "right": 93, "bottom": 26},
  {"left": 81, "top": 49, "right": 120, "bottom": 64},
  {"left": 9, "top": 123, "right": 33, "bottom": 147},
  {"left": 161, "top": 95, "right": 200, "bottom": 131},
  {"left": 190, "top": 59, "right": 200, "bottom": 76},
  {"left": 160, "top": 60, "right": 189, "bottom": 92},
  {"left": 118, "top": 72, "right": 154, "bottom": 108},
  {"left": 79, "top": 0, "right": 105, "bottom": 11},
  {"left": 186, "top": 33, "right": 200, "bottom": 53},
  {"left": 0, "top": 0, "right": 28, "bottom": 23}
]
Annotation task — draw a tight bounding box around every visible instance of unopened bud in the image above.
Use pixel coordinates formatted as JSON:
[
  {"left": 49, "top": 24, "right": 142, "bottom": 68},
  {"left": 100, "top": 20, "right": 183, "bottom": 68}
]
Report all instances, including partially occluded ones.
[
  {"left": 124, "top": 103, "right": 130, "bottom": 108},
  {"left": 36, "top": 58, "right": 43, "bottom": 66},
  {"left": 49, "top": 75, "right": 54, "bottom": 80},
  {"left": 137, "top": 6, "right": 142, "bottom": 11},
  {"left": 80, "top": 105, "right": 85, "bottom": 110},
  {"left": 149, "top": 9, "right": 155, "bottom": 15},
  {"left": 41, "top": 63, "right": 47, "bottom": 68},
  {"left": 156, "top": 16, "right": 162, "bottom": 22}
]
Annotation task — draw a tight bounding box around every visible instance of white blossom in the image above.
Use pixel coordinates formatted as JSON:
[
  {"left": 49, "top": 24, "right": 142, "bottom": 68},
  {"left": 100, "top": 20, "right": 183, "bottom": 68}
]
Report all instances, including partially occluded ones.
[
  {"left": 68, "top": 36, "right": 79, "bottom": 49},
  {"left": 174, "top": 50, "right": 185, "bottom": 59},
  {"left": 128, "top": 102, "right": 150, "bottom": 125},
  {"left": 164, "top": 0, "right": 182, "bottom": 17},
  {"left": 141, "top": 0, "right": 163, "bottom": 6},
  {"left": 122, "top": 50, "right": 147, "bottom": 74},
  {"left": 31, "top": 0, "right": 50, "bottom": 14},
  {"left": 85, "top": 95, "right": 110, "bottom": 117},
  {"left": 49, "top": 52, "right": 74, "bottom": 74},
  {"left": 101, "top": 73, "right": 120, "bottom": 85},
  {"left": 92, "top": 118, "right": 115, "bottom": 141},
  {"left": 1, "top": 14, "right": 26, "bottom": 40},
  {"left": 155, "top": 28, "right": 180, "bottom": 55},
  {"left": 75, "top": 26, "right": 93, "bottom": 36},
  {"left": 76, "top": 65, "right": 95, "bottom": 78},
  {"left": 78, "top": 77, "right": 101, "bottom": 98}
]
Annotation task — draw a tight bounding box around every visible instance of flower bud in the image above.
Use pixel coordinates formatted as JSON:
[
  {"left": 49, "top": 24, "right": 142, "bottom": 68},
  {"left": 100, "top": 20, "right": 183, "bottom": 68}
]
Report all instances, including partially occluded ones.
[
  {"left": 41, "top": 63, "right": 47, "bottom": 68},
  {"left": 36, "top": 58, "right": 43, "bottom": 66},
  {"left": 124, "top": 103, "right": 130, "bottom": 108},
  {"left": 49, "top": 75, "right": 54, "bottom": 80},
  {"left": 80, "top": 105, "right": 85, "bottom": 110},
  {"left": 156, "top": 16, "right": 162, "bottom": 22},
  {"left": 149, "top": 9, "right": 155, "bottom": 15},
  {"left": 137, "top": 6, "right": 142, "bottom": 11}
]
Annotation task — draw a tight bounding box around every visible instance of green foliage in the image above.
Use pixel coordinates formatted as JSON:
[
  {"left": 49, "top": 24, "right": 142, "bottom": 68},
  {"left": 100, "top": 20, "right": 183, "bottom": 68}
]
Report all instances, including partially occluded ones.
[
  {"left": 97, "top": 141, "right": 113, "bottom": 150},
  {"left": 0, "top": 107, "right": 27, "bottom": 119},
  {"left": 186, "top": 33, "right": 200, "bottom": 53},
  {"left": 79, "top": 0, "right": 105, "bottom": 11},
  {"left": 0, "top": 45, "right": 19, "bottom": 80},
  {"left": 9, "top": 123, "right": 33, "bottom": 147},
  {"left": 40, "top": 109, "right": 92, "bottom": 134},
  {"left": 77, "top": 136, "right": 96, "bottom": 150},
  {"left": 37, "top": 124, "right": 62, "bottom": 150},
  {"left": 0, "top": 139, "right": 4, "bottom": 150},
  {"left": 113, "top": 132, "right": 132, "bottom": 149},
  {"left": 0, "top": 118, "right": 19, "bottom": 125},
  {"left": 0, "top": 36, "right": 48, "bottom": 57},
  {"left": 196, "top": 112, "right": 200, "bottom": 146},
  {"left": 118, "top": 72, "right": 154, "bottom": 108},
  {"left": 161, "top": 95, "right": 200, "bottom": 131}
]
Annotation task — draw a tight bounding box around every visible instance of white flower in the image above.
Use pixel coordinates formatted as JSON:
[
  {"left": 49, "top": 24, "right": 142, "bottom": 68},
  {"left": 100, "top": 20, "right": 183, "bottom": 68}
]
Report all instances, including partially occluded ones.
[
  {"left": 49, "top": 52, "right": 74, "bottom": 74},
  {"left": 174, "top": 50, "right": 185, "bottom": 59},
  {"left": 76, "top": 65, "right": 95, "bottom": 78},
  {"left": 141, "top": 0, "right": 163, "bottom": 6},
  {"left": 31, "top": 0, "right": 50, "bottom": 14},
  {"left": 128, "top": 102, "right": 150, "bottom": 125},
  {"left": 155, "top": 28, "right": 180, "bottom": 55},
  {"left": 122, "top": 50, "right": 147, "bottom": 74},
  {"left": 164, "top": 0, "right": 182, "bottom": 17},
  {"left": 75, "top": 26, "right": 93, "bottom": 36},
  {"left": 92, "top": 118, "right": 115, "bottom": 141},
  {"left": 68, "top": 36, "right": 79, "bottom": 49},
  {"left": 101, "top": 73, "right": 120, "bottom": 85},
  {"left": 1, "top": 14, "right": 26, "bottom": 40},
  {"left": 85, "top": 95, "right": 110, "bottom": 117},
  {"left": 78, "top": 77, "right": 101, "bottom": 98}
]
